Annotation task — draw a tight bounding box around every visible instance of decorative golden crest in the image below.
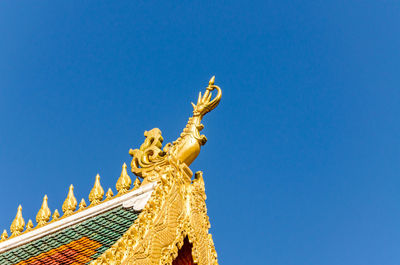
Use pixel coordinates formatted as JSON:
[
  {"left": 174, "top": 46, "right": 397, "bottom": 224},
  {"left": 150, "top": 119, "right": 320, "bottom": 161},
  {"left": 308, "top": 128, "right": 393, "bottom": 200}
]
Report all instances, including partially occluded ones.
[
  {"left": 129, "top": 77, "right": 222, "bottom": 183},
  {"left": 169, "top": 76, "right": 222, "bottom": 166}
]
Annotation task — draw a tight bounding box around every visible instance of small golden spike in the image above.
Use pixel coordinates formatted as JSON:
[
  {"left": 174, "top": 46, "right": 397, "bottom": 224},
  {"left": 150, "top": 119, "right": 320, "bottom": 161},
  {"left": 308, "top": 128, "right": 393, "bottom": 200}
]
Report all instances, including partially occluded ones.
[
  {"left": 106, "top": 188, "right": 114, "bottom": 200},
  {"left": 89, "top": 174, "right": 104, "bottom": 205},
  {"left": 116, "top": 163, "right": 132, "bottom": 194},
  {"left": 78, "top": 198, "right": 87, "bottom": 211},
  {"left": 52, "top": 209, "right": 60, "bottom": 221},
  {"left": 36, "top": 195, "right": 51, "bottom": 227},
  {"left": 209, "top": 75, "right": 215, "bottom": 86},
  {"left": 0, "top": 230, "right": 8, "bottom": 242},
  {"left": 10, "top": 205, "right": 25, "bottom": 237},
  {"left": 133, "top": 177, "right": 141, "bottom": 190},
  {"left": 26, "top": 219, "right": 34, "bottom": 232},
  {"left": 62, "top": 185, "right": 77, "bottom": 216}
]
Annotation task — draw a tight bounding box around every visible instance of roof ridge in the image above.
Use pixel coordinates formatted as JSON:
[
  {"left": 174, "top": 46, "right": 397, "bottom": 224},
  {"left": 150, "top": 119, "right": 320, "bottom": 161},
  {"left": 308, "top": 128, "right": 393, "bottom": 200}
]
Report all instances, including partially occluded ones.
[
  {"left": 0, "top": 163, "right": 142, "bottom": 243},
  {"left": 0, "top": 182, "right": 156, "bottom": 254}
]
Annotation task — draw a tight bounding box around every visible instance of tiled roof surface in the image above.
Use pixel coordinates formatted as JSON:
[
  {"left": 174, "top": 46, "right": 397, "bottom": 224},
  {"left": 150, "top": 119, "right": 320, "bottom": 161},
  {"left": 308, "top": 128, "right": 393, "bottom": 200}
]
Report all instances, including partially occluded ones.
[{"left": 0, "top": 206, "right": 139, "bottom": 265}]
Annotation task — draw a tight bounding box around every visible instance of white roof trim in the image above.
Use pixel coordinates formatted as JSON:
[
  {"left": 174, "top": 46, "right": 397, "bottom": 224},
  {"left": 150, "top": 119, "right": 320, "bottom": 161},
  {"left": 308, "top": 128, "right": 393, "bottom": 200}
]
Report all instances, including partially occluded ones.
[{"left": 0, "top": 182, "right": 156, "bottom": 254}]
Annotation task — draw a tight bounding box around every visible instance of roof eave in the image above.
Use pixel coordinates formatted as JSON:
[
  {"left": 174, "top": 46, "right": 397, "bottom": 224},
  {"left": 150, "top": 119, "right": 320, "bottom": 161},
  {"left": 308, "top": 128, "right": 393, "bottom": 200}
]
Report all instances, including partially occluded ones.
[{"left": 0, "top": 182, "right": 156, "bottom": 254}]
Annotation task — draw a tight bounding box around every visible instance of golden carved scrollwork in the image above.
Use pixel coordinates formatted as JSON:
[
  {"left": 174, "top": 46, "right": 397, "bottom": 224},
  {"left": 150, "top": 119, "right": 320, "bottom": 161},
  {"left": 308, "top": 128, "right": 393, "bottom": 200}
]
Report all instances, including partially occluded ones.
[
  {"left": 129, "top": 128, "right": 169, "bottom": 184},
  {"left": 90, "top": 158, "right": 218, "bottom": 265},
  {"left": 188, "top": 172, "right": 218, "bottom": 264}
]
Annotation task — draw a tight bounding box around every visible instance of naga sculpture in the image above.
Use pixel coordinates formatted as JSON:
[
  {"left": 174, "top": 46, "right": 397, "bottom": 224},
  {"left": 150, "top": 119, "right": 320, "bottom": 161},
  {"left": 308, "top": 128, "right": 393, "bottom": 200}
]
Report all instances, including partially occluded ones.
[{"left": 129, "top": 76, "right": 222, "bottom": 182}]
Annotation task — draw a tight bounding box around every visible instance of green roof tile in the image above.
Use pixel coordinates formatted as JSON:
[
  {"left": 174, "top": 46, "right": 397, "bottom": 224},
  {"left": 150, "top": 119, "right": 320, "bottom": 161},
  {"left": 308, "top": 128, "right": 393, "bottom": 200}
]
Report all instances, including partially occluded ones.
[{"left": 0, "top": 206, "right": 139, "bottom": 265}]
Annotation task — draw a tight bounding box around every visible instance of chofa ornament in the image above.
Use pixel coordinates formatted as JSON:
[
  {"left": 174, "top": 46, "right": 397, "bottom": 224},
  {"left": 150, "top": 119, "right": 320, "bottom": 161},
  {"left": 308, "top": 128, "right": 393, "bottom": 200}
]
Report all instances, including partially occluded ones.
[{"left": 129, "top": 76, "right": 222, "bottom": 182}]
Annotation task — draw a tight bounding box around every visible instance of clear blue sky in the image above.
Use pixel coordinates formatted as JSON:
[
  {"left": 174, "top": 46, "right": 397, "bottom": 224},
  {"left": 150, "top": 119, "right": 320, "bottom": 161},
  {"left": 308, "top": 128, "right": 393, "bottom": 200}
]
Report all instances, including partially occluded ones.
[{"left": 0, "top": 1, "right": 399, "bottom": 264}]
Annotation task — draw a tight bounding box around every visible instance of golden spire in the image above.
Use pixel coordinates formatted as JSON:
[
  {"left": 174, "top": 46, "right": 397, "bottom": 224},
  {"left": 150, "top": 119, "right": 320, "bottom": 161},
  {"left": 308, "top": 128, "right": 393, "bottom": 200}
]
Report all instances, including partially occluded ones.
[
  {"left": 52, "top": 209, "right": 60, "bottom": 221},
  {"left": 26, "top": 219, "right": 34, "bottom": 232},
  {"left": 116, "top": 163, "right": 132, "bottom": 194},
  {"left": 133, "top": 177, "right": 141, "bottom": 190},
  {"left": 10, "top": 205, "right": 25, "bottom": 237},
  {"left": 0, "top": 230, "right": 8, "bottom": 242},
  {"left": 78, "top": 198, "right": 87, "bottom": 211},
  {"left": 62, "top": 185, "right": 77, "bottom": 216},
  {"left": 89, "top": 174, "right": 104, "bottom": 205},
  {"left": 106, "top": 188, "right": 114, "bottom": 200},
  {"left": 36, "top": 195, "right": 51, "bottom": 226}
]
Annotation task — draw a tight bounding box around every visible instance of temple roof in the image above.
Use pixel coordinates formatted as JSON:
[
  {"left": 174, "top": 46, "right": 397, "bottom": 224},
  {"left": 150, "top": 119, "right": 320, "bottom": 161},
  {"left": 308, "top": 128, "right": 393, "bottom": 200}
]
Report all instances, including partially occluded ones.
[
  {"left": 0, "top": 164, "right": 155, "bottom": 265},
  {"left": 0, "top": 77, "right": 221, "bottom": 265},
  {"left": 0, "top": 207, "right": 138, "bottom": 264}
]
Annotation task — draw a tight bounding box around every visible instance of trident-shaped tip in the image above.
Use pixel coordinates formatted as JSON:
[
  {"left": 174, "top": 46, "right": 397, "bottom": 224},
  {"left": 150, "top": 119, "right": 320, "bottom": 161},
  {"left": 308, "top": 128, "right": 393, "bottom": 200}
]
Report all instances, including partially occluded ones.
[{"left": 209, "top": 76, "right": 215, "bottom": 86}]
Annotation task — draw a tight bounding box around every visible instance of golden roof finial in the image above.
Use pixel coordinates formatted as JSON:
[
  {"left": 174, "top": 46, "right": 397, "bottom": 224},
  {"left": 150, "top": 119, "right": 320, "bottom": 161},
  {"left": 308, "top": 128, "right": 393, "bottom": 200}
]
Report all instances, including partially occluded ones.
[
  {"left": 26, "top": 219, "right": 34, "bottom": 232},
  {"left": 133, "top": 177, "right": 141, "bottom": 190},
  {"left": 10, "top": 205, "right": 25, "bottom": 237},
  {"left": 52, "top": 209, "right": 60, "bottom": 221},
  {"left": 0, "top": 230, "right": 8, "bottom": 242},
  {"left": 106, "top": 188, "right": 114, "bottom": 200},
  {"left": 129, "top": 77, "right": 222, "bottom": 183},
  {"left": 36, "top": 195, "right": 51, "bottom": 227},
  {"left": 89, "top": 174, "right": 104, "bottom": 205},
  {"left": 116, "top": 163, "right": 132, "bottom": 194},
  {"left": 62, "top": 185, "right": 77, "bottom": 216},
  {"left": 78, "top": 198, "right": 87, "bottom": 211}
]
